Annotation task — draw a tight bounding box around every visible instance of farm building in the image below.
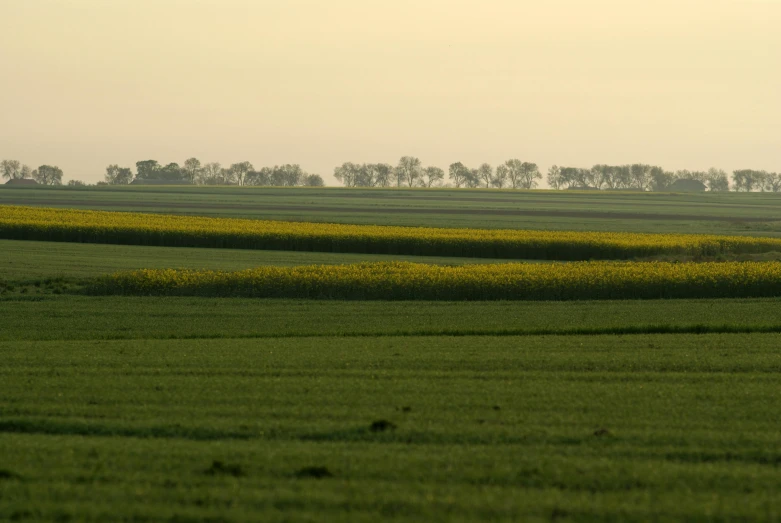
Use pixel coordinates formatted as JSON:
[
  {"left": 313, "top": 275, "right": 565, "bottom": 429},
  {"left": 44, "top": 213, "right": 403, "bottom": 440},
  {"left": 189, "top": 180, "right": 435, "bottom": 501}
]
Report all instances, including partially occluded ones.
[{"left": 4, "top": 179, "right": 38, "bottom": 186}]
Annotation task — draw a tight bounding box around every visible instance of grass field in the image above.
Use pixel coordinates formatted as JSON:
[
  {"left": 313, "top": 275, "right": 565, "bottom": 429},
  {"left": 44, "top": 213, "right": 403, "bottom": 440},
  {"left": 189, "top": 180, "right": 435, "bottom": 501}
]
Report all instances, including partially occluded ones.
[
  {"left": 3, "top": 184, "right": 781, "bottom": 235},
  {"left": 2, "top": 298, "right": 781, "bottom": 521},
  {"left": 3, "top": 190, "right": 781, "bottom": 521},
  {"left": 0, "top": 239, "right": 515, "bottom": 280}
]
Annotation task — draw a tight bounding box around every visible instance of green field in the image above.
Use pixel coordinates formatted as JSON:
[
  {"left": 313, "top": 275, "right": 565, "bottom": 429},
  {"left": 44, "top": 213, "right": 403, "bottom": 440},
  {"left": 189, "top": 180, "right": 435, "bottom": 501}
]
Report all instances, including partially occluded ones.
[
  {"left": 3, "top": 190, "right": 781, "bottom": 521},
  {"left": 3, "top": 184, "right": 781, "bottom": 235},
  {"left": 2, "top": 297, "right": 781, "bottom": 521},
  {"left": 0, "top": 239, "right": 517, "bottom": 280}
]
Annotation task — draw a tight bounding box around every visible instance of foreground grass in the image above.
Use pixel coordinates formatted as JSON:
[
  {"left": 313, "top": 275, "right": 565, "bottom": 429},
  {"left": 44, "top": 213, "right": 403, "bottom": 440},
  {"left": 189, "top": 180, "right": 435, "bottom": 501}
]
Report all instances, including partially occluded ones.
[{"left": 2, "top": 333, "right": 781, "bottom": 521}]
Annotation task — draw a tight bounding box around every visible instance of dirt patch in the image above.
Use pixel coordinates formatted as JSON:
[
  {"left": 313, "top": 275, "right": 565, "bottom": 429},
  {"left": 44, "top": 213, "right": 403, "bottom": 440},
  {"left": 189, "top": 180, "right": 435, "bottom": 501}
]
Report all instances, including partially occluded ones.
[
  {"left": 295, "top": 466, "right": 334, "bottom": 479},
  {"left": 203, "top": 460, "right": 245, "bottom": 477},
  {"left": 370, "top": 420, "right": 397, "bottom": 432}
]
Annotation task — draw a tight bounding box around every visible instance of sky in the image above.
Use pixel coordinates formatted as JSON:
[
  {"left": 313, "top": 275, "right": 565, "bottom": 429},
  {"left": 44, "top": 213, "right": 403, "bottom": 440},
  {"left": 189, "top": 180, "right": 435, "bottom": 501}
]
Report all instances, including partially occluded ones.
[{"left": 0, "top": 0, "right": 779, "bottom": 185}]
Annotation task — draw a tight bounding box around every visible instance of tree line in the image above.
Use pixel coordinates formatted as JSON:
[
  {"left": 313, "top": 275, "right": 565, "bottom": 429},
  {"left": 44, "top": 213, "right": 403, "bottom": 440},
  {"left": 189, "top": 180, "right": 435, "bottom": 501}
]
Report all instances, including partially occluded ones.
[
  {"left": 0, "top": 159, "right": 72, "bottom": 186},
  {"left": 105, "top": 159, "right": 325, "bottom": 187},
  {"left": 3, "top": 155, "right": 779, "bottom": 192},
  {"left": 335, "top": 157, "right": 780, "bottom": 192},
  {"left": 0, "top": 158, "right": 325, "bottom": 187},
  {"left": 335, "top": 157, "right": 543, "bottom": 189}
]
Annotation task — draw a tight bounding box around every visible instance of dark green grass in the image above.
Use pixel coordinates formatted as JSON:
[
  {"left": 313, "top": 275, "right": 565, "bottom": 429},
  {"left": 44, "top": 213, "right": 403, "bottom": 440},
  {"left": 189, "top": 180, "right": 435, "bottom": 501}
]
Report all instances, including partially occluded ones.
[
  {"left": 3, "top": 185, "right": 781, "bottom": 235},
  {"left": 1, "top": 295, "right": 780, "bottom": 341},
  {"left": 0, "top": 239, "right": 517, "bottom": 279},
  {"left": 3, "top": 333, "right": 781, "bottom": 521}
]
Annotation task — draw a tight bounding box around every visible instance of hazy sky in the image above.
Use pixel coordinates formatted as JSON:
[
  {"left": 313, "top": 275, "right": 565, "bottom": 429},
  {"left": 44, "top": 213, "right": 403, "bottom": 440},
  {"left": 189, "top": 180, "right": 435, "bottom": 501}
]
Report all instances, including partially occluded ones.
[{"left": 1, "top": 0, "right": 779, "bottom": 185}]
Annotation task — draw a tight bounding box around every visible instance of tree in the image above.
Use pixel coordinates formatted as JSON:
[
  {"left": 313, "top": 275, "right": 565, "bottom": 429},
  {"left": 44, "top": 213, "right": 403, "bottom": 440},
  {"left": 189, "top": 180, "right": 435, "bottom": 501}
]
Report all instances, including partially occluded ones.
[
  {"left": 547, "top": 165, "right": 562, "bottom": 189},
  {"left": 1, "top": 159, "right": 22, "bottom": 180},
  {"left": 334, "top": 162, "right": 362, "bottom": 187},
  {"left": 183, "top": 158, "right": 202, "bottom": 183},
  {"left": 159, "top": 163, "right": 185, "bottom": 181},
  {"left": 270, "top": 164, "right": 304, "bottom": 186},
  {"left": 705, "top": 168, "right": 730, "bottom": 192},
  {"left": 199, "top": 162, "right": 224, "bottom": 184},
  {"left": 135, "top": 160, "right": 161, "bottom": 180},
  {"left": 246, "top": 167, "right": 271, "bottom": 186},
  {"left": 763, "top": 173, "right": 781, "bottom": 193},
  {"left": 226, "top": 161, "right": 254, "bottom": 186},
  {"left": 494, "top": 164, "right": 510, "bottom": 189},
  {"left": 518, "top": 162, "right": 541, "bottom": 189},
  {"left": 629, "top": 164, "right": 654, "bottom": 190},
  {"left": 21, "top": 165, "right": 33, "bottom": 180},
  {"left": 303, "top": 174, "right": 325, "bottom": 187},
  {"left": 421, "top": 166, "right": 445, "bottom": 188},
  {"left": 67, "top": 180, "right": 87, "bottom": 187},
  {"left": 104, "top": 164, "right": 133, "bottom": 185},
  {"left": 395, "top": 156, "right": 422, "bottom": 187},
  {"left": 32, "top": 165, "right": 63, "bottom": 185},
  {"left": 371, "top": 163, "right": 393, "bottom": 187},
  {"left": 649, "top": 168, "right": 674, "bottom": 191},
  {"left": 731, "top": 170, "right": 765, "bottom": 192},
  {"left": 477, "top": 163, "right": 493, "bottom": 188},
  {"left": 465, "top": 168, "right": 482, "bottom": 188},
  {"left": 448, "top": 162, "right": 470, "bottom": 188}
]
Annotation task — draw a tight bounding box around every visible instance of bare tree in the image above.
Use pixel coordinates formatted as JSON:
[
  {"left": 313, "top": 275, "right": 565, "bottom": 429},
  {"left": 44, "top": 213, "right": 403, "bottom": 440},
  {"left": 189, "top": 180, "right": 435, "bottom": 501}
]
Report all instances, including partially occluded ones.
[
  {"left": 493, "top": 165, "right": 509, "bottom": 188},
  {"left": 225, "top": 162, "right": 254, "bottom": 186},
  {"left": 1, "top": 159, "right": 22, "bottom": 180},
  {"left": 334, "top": 162, "right": 362, "bottom": 187},
  {"left": 183, "top": 158, "right": 202, "bottom": 183},
  {"left": 502, "top": 160, "right": 541, "bottom": 189},
  {"left": 32, "top": 165, "right": 64, "bottom": 185},
  {"left": 547, "top": 165, "right": 562, "bottom": 189},
  {"left": 199, "top": 162, "right": 223, "bottom": 184},
  {"left": 705, "top": 168, "right": 730, "bottom": 192},
  {"left": 448, "top": 162, "right": 470, "bottom": 188},
  {"left": 395, "top": 156, "right": 422, "bottom": 187},
  {"left": 104, "top": 165, "right": 134, "bottom": 185},
  {"left": 477, "top": 163, "right": 493, "bottom": 188},
  {"left": 421, "top": 166, "right": 445, "bottom": 188},
  {"left": 303, "top": 174, "right": 325, "bottom": 187}
]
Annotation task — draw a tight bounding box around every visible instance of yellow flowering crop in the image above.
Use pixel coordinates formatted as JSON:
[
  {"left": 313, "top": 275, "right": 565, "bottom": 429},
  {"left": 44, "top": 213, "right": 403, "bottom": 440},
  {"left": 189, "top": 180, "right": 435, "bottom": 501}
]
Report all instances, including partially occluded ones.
[
  {"left": 89, "top": 261, "right": 781, "bottom": 300},
  {"left": 2, "top": 205, "right": 780, "bottom": 261}
]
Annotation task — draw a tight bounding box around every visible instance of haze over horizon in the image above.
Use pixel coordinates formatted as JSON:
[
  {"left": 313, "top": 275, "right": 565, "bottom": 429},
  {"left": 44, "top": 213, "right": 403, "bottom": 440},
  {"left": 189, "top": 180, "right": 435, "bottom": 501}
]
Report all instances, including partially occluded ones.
[{"left": 1, "top": 0, "right": 779, "bottom": 185}]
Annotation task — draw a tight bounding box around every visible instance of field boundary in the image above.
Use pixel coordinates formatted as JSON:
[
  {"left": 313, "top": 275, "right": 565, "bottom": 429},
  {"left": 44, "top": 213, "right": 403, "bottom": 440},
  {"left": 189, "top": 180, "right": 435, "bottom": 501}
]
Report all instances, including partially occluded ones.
[
  {"left": 0, "top": 199, "right": 773, "bottom": 222},
  {"left": 6, "top": 323, "right": 781, "bottom": 342}
]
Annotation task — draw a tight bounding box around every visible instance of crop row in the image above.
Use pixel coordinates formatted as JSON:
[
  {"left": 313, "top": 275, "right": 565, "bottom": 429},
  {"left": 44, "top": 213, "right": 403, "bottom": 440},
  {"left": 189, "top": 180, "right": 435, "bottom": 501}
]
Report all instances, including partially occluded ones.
[
  {"left": 86, "top": 261, "right": 781, "bottom": 300},
  {"left": 3, "top": 206, "right": 781, "bottom": 261}
]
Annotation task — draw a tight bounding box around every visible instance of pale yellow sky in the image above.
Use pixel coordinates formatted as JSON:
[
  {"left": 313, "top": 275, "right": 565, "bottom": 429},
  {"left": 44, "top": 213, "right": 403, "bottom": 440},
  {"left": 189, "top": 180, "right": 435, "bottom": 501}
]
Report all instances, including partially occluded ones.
[{"left": 1, "top": 0, "right": 779, "bottom": 184}]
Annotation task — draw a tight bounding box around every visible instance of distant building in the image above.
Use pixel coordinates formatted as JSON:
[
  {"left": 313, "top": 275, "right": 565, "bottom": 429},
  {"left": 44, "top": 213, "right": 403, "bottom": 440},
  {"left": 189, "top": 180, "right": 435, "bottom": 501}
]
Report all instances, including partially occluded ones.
[
  {"left": 667, "top": 179, "right": 706, "bottom": 192},
  {"left": 129, "top": 179, "right": 194, "bottom": 185},
  {"left": 4, "top": 179, "right": 38, "bottom": 186}
]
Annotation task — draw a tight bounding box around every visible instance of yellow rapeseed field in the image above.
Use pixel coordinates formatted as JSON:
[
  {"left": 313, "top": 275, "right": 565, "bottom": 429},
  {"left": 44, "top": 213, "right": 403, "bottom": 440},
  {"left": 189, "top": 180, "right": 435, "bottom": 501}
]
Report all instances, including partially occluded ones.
[
  {"left": 2, "top": 205, "right": 780, "bottom": 261},
  {"left": 88, "top": 261, "right": 781, "bottom": 300}
]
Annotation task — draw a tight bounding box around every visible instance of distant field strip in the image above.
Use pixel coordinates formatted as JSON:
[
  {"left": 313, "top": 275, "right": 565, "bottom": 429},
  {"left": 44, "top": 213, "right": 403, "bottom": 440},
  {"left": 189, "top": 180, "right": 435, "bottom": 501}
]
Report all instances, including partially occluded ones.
[
  {"left": 4, "top": 205, "right": 781, "bottom": 261},
  {"left": 0, "top": 198, "right": 770, "bottom": 222},
  {"left": 88, "top": 261, "right": 781, "bottom": 300}
]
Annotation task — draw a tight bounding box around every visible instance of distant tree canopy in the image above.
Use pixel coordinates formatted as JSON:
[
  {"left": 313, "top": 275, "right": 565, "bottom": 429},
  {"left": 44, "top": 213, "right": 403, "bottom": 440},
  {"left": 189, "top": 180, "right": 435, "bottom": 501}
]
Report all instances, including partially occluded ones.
[
  {"left": 1, "top": 159, "right": 25, "bottom": 180},
  {"left": 99, "top": 159, "right": 324, "bottom": 187},
  {"left": 2, "top": 155, "right": 778, "bottom": 192},
  {"left": 544, "top": 164, "right": 736, "bottom": 192},
  {"left": 32, "top": 165, "right": 64, "bottom": 185}
]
